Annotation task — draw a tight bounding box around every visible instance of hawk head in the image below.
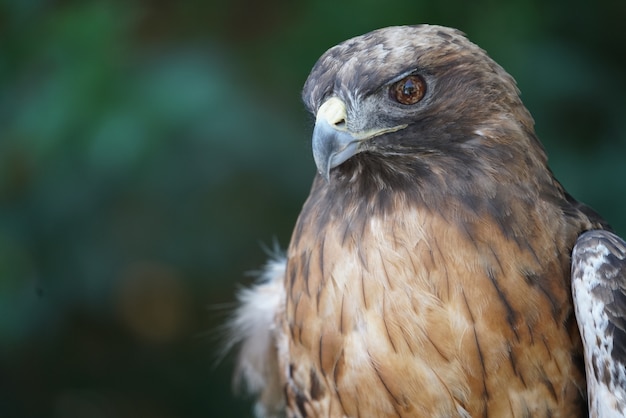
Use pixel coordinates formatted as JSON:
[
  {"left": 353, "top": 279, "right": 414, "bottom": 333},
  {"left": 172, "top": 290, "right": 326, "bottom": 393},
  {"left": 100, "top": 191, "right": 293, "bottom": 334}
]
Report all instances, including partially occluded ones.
[{"left": 303, "top": 25, "right": 543, "bottom": 189}]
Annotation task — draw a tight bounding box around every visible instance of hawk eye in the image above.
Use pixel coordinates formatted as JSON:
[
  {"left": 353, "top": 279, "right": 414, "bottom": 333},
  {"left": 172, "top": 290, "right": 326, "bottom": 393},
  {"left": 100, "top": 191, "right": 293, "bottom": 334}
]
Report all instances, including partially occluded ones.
[{"left": 391, "top": 75, "right": 426, "bottom": 105}]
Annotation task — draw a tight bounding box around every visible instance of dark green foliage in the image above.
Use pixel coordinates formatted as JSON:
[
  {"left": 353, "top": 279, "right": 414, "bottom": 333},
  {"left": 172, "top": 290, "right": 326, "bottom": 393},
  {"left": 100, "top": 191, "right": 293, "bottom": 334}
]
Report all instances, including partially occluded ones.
[{"left": 0, "top": 0, "right": 624, "bottom": 416}]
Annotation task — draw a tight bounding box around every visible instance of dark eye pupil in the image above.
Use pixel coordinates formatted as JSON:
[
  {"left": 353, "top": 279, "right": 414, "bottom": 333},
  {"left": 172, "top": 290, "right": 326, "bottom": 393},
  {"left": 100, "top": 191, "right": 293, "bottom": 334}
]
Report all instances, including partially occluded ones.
[{"left": 402, "top": 80, "right": 417, "bottom": 96}]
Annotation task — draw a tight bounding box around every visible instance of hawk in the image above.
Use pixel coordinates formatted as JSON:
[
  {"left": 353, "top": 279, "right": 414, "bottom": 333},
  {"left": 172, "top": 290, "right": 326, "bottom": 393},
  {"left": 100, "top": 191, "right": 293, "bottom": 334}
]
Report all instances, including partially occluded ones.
[{"left": 226, "top": 25, "right": 626, "bottom": 418}]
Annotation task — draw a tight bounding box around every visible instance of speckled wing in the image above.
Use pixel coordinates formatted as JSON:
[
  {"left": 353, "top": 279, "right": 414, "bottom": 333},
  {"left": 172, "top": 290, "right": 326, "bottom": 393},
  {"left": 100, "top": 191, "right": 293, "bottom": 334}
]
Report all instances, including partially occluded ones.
[{"left": 572, "top": 229, "right": 626, "bottom": 418}]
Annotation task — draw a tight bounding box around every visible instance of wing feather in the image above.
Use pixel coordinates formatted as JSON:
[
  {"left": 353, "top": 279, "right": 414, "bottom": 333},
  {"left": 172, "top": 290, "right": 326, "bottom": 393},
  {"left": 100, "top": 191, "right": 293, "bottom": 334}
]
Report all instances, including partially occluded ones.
[{"left": 572, "top": 229, "right": 626, "bottom": 418}]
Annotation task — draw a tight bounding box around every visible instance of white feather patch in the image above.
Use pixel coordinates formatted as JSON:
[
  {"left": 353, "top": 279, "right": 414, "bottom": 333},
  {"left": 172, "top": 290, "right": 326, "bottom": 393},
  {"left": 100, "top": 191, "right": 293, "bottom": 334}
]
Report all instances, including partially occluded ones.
[
  {"left": 226, "top": 255, "right": 287, "bottom": 418},
  {"left": 572, "top": 230, "right": 626, "bottom": 418}
]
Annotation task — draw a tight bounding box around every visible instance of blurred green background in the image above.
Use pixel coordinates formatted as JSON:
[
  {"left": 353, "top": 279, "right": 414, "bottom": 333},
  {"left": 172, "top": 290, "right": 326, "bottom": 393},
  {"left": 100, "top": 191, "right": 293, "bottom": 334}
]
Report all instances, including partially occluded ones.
[{"left": 1, "top": 0, "right": 625, "bottom": 417}]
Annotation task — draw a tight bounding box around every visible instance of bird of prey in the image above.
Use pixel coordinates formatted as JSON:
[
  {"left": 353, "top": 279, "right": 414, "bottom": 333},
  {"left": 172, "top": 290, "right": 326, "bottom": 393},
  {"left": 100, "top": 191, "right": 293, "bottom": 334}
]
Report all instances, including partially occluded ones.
[{"left": 227, "top": 25, "right": 626, "bottom": 418}]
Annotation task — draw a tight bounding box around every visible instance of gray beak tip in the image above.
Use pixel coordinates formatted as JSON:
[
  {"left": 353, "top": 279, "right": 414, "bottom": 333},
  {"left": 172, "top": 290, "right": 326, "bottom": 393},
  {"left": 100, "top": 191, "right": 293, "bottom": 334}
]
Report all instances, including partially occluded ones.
[{"left": 312, "top": 119, "right": 359, "bottom": 182}]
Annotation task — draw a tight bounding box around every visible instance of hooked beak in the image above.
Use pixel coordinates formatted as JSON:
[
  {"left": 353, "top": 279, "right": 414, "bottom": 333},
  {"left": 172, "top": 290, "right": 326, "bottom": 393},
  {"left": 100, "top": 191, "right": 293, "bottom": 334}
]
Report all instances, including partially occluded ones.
[
  {"left": 311, "top": 97, "right": 407, "bottom": 181},
  {"left": 312, "top": 97, "right": 356, "bottom": 181}
]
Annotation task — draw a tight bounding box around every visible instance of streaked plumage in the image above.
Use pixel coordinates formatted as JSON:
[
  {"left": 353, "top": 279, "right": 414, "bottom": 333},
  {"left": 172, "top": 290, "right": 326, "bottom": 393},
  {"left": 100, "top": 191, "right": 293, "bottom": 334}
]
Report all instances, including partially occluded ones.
[
  {"left": 572, "top": 230, "right": 626, "bottom": 418},
  {"left": 227, "top": 25, "right": 625, "bottom": 417}
]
